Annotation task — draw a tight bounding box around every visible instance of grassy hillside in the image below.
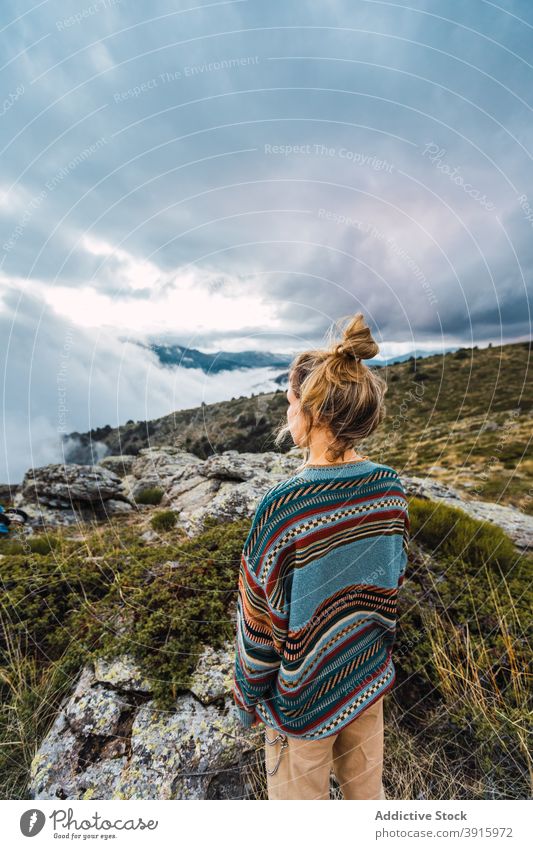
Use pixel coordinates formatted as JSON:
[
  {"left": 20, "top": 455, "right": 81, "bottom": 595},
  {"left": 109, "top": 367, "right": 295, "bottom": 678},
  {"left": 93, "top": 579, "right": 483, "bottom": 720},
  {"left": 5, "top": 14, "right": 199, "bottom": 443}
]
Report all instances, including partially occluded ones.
[
  {"left": 66, "top": 341, "right": 531, "bottom": 512},
  {"left": 365, "top": 340, "right": 532, "bottom": 512},
  {"left": 1, "top": 501, "right": 531, "bottom": 799}
]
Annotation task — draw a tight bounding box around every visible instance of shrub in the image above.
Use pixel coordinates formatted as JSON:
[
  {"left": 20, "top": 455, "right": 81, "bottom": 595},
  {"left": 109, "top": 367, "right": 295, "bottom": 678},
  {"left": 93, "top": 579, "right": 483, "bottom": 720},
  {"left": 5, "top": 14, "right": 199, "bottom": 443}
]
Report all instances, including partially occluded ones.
[
  {"left": 408, "top": 496, "right": 517, "bottom": 572},
  {"left": 135, "top": 487, "right": 164, "bottom": 505},
  {"left": 29, "top": 535, "right": 61, "bottom": 555},
  {"left": 75, "top": 518, "right": 250, "bottom": 710},
  {"left": 0, "top": 533, "right": 60, "bottom": 556},
  {"left": 398, "top": 497, "right": 531, "bottom": 694},
  {"left": 151, "top": 510, "right": 177, "bottom": 532},
  {"left": 0, "top": 517, "right": 251, "bottom": 713}
]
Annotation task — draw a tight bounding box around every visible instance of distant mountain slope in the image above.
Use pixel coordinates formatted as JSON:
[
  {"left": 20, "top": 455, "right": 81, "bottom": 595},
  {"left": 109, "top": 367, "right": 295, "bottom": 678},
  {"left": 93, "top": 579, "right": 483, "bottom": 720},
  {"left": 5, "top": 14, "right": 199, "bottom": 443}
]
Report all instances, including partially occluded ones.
[
  {"left": 135, "top": 341, "right": 293, "bottom": 373},
  {"left": 65, "top": 341, "right": 532, "bottom": 513},
  {"left": 139, "top": 340, "right": 453, "bottom": 373}
]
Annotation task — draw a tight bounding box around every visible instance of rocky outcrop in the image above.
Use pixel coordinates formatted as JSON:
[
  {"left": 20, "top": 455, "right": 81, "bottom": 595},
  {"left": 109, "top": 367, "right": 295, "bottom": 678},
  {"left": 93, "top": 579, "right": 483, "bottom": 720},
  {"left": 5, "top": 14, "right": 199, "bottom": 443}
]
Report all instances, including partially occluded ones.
[
  {"left": 28, "top": 640, "right": 258, "bottom": 801},
  {"left": 117, "top": 445, "right": 304, "bottom": 536},
  {"left": 12, "top": 463, "right": 134, "bottom": 527},
  {"left": 9, "top": 447, "right": 303, "bottom": 532},
  {"left": 120, "top": 446, "right": 532, "bottom": 547},
  {"left": 8, "top": 448, "right": 532, "bottom": 548},
  {"left": 20, "top": 463, "right": 131, "bottom": 507}
]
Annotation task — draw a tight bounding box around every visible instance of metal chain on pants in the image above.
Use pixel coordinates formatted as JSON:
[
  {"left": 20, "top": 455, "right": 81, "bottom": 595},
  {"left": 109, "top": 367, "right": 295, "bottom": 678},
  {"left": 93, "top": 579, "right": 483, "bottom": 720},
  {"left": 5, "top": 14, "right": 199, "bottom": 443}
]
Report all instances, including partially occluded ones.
[{"left": 265, "top": 731, "right": 288, "bottom": 776}]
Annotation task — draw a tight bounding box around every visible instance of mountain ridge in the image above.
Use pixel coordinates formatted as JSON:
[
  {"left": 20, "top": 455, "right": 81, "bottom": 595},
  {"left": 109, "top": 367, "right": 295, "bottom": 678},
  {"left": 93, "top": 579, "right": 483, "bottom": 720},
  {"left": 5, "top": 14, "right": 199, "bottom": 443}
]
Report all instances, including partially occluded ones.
[{"left": 61, "top": 340, "right": 532, "bottom": 515}]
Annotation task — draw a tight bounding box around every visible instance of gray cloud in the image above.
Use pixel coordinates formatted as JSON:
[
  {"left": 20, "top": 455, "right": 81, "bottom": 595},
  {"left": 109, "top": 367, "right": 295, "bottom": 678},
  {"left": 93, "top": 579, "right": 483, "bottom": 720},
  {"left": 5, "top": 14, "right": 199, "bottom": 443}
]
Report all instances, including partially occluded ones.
[
  {"left": 0, "top": 0, "right": 532, "bottom": 476},
  {"left": 0, "top": 286, "right": 286, "bottom": 482}
]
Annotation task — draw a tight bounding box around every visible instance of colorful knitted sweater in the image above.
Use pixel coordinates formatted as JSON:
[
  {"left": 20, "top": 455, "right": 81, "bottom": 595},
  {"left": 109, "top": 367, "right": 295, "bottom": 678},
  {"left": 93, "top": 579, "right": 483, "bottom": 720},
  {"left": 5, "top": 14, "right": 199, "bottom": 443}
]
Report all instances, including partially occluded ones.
[{"left": 232, "top": 459, "right": 410, "bottom": 739}]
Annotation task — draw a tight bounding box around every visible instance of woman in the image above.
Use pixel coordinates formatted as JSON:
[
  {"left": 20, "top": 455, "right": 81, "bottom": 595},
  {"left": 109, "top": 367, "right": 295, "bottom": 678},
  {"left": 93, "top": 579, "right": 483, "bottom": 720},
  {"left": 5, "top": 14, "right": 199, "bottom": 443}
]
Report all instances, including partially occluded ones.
[{"left": 233, "top": 312, "right": 410, "bottom": 800}]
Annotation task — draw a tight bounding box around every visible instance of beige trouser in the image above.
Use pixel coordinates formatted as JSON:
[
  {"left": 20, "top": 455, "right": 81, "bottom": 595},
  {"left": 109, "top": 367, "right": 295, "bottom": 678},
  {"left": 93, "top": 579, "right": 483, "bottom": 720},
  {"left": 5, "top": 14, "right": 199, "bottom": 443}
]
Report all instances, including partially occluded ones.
[{"left": 264, "top": 696, "right": 386, "bottom": 800}]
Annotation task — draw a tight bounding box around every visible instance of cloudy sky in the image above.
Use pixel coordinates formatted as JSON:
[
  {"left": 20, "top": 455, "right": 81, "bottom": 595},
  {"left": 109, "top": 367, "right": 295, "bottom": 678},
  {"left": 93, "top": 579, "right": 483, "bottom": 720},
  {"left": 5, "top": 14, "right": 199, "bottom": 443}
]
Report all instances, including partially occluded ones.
[{"left": 1, "top": 0, "right": 532, "bottom": 481}]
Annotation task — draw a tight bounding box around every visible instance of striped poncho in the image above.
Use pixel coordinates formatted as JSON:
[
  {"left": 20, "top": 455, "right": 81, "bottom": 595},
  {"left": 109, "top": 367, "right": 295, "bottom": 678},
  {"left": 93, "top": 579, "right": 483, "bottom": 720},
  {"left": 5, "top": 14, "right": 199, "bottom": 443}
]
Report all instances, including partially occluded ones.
[{"left": 232, "top": 459, "right": 410, "bottom": 739}]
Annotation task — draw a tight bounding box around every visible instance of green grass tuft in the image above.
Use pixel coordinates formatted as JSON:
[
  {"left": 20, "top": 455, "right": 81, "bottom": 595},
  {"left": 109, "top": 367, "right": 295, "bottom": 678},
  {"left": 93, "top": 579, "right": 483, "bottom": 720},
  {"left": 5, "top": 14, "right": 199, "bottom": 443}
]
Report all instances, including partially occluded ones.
[
  {"left": 135, "top": 487, "right": 164, "bottom": 505},
  {"left": 150, "top": 510, "right": 177, "bottom": 531},
  {"left": 409, "top": 496, "right": 517, "bottom": 571}
]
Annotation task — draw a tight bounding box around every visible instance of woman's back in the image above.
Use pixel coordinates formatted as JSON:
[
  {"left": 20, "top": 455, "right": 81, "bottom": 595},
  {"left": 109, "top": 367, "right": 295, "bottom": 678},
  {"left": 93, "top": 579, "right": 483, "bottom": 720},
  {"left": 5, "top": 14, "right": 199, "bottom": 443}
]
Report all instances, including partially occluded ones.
[{"left": 234, "top": 457, "right": 409, "bottom": 740}]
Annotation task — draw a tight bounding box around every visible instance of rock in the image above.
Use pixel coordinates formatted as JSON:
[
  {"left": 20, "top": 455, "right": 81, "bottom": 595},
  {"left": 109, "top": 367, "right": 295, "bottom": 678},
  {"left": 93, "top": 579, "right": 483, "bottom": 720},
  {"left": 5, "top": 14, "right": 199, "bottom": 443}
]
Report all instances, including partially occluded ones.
[
  {"left": 116, "top": 695, "right": 241, "bottom": 800},
  {"left": 129, "top": 447, "right": 302, "bottom": 505},
  {"left": 149, "top": 448, "right": 304, "bottom": 536},
  {"left": 18, "top": 464, "right": 129, "bottom": 508},
  {"left": 98, "top": 455, "right": 136, "bottom": 477},
  {"left": 188, "top": 643, "right": 235, "bottom": 704},
  {"left": 66, "top": 685, "right": 126, "bottom": 737},
  {"left": 459, "top": 500, "right": 532, "bottom": 550},
  {"left": 76, "top": 760, "right": 129, "bottom": 800},
  {"left": 402, "top": 475, "right": 533, "bottom": 550},
  {"left": 93, "top": 655, "right": 152, "bottom": 693},
  {"left": 166, "top": 476, "right": 221, "bottom": 510},
  {"left": 29, "top": 716, "right": 83, "bottom": 800},
  {"left": 131, "top": 447, "right": 204, "bottom": 487},
  {"left": 0, "top": 482, "right": 20, "bottom": 503},
  {"left": 10, "top": 463, "right": 135, "bottom": 528},
  {"left": 402, "top": 475, "right": 468, "bottom": 504},
  {"left": 122, "top": 448, "right": 206, "bottom": 504},
  {"left": 175, "top": 480, "right": 272, "bottom": 537},
  {"left": 11, "top": 447, "right": 304, "bottom": 532},
  {"left": 9, "top": 500, "right": 86, "bottom": 529},
  {"left": 28, "top": 665, "right": 133, "bottom": 800},
  {"left": 140, "top": 529, "right": 158, "bottom": 543},
  {"left": 99, "top": 499, "right": 133, "bottom": 515},
  {"left": 201, "top": 453, "right": 255, "bottom": 481},
  {"left": 27, "top": 642, "right": 256, "bottom": 800}
]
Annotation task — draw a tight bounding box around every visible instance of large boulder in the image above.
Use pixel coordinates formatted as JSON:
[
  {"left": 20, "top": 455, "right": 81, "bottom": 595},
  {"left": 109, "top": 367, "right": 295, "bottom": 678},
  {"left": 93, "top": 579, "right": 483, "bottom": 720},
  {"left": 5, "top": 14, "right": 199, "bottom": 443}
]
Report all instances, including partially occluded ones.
[
  {"left": 18, "top": 463, "right": 130, "bottom": 508},
  {"left": 27, "top": 642, "right": 258, "bottom": 801},
  {"left": 12, "top": 463, "right": 133, "bottom": 528},
  {"left": 164, "top": 450, "right": 301, "bottom": 536}
]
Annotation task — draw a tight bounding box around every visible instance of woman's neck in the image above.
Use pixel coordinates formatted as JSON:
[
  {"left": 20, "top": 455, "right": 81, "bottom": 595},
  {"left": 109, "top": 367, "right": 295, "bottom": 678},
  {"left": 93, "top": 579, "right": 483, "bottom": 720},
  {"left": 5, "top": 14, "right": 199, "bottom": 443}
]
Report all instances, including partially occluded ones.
[{"left": 305, "top": 448, "right": 367, "bottom": 466}]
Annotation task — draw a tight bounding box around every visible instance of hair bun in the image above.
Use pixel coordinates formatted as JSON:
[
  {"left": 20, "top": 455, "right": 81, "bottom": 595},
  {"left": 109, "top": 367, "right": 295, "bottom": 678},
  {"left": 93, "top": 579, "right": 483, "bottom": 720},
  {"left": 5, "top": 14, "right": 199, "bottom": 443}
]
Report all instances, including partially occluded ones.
[
  {"left": 330, "top": 312, "right": 380, "bottom": 362},
  {"left": 334, "top": 342, "right": 360, "bottom": 361}
]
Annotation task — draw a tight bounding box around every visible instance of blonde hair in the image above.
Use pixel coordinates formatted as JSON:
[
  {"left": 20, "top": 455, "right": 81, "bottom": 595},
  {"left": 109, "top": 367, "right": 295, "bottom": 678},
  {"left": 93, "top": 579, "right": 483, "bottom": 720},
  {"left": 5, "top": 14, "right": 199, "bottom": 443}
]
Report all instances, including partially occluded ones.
[{"left": 274, "top": 312, "right": 387, "bottom": 469}]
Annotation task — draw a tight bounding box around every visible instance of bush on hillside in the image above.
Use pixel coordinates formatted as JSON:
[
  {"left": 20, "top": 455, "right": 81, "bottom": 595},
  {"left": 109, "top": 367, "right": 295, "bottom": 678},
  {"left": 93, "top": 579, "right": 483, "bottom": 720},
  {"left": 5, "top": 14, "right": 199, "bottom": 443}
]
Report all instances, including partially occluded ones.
[
  {"left": 151, "top": 510, "right": 177, "bottom": 531},
  {"left": 135, "top": 487, "right": 164, "bottom": 505}
]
